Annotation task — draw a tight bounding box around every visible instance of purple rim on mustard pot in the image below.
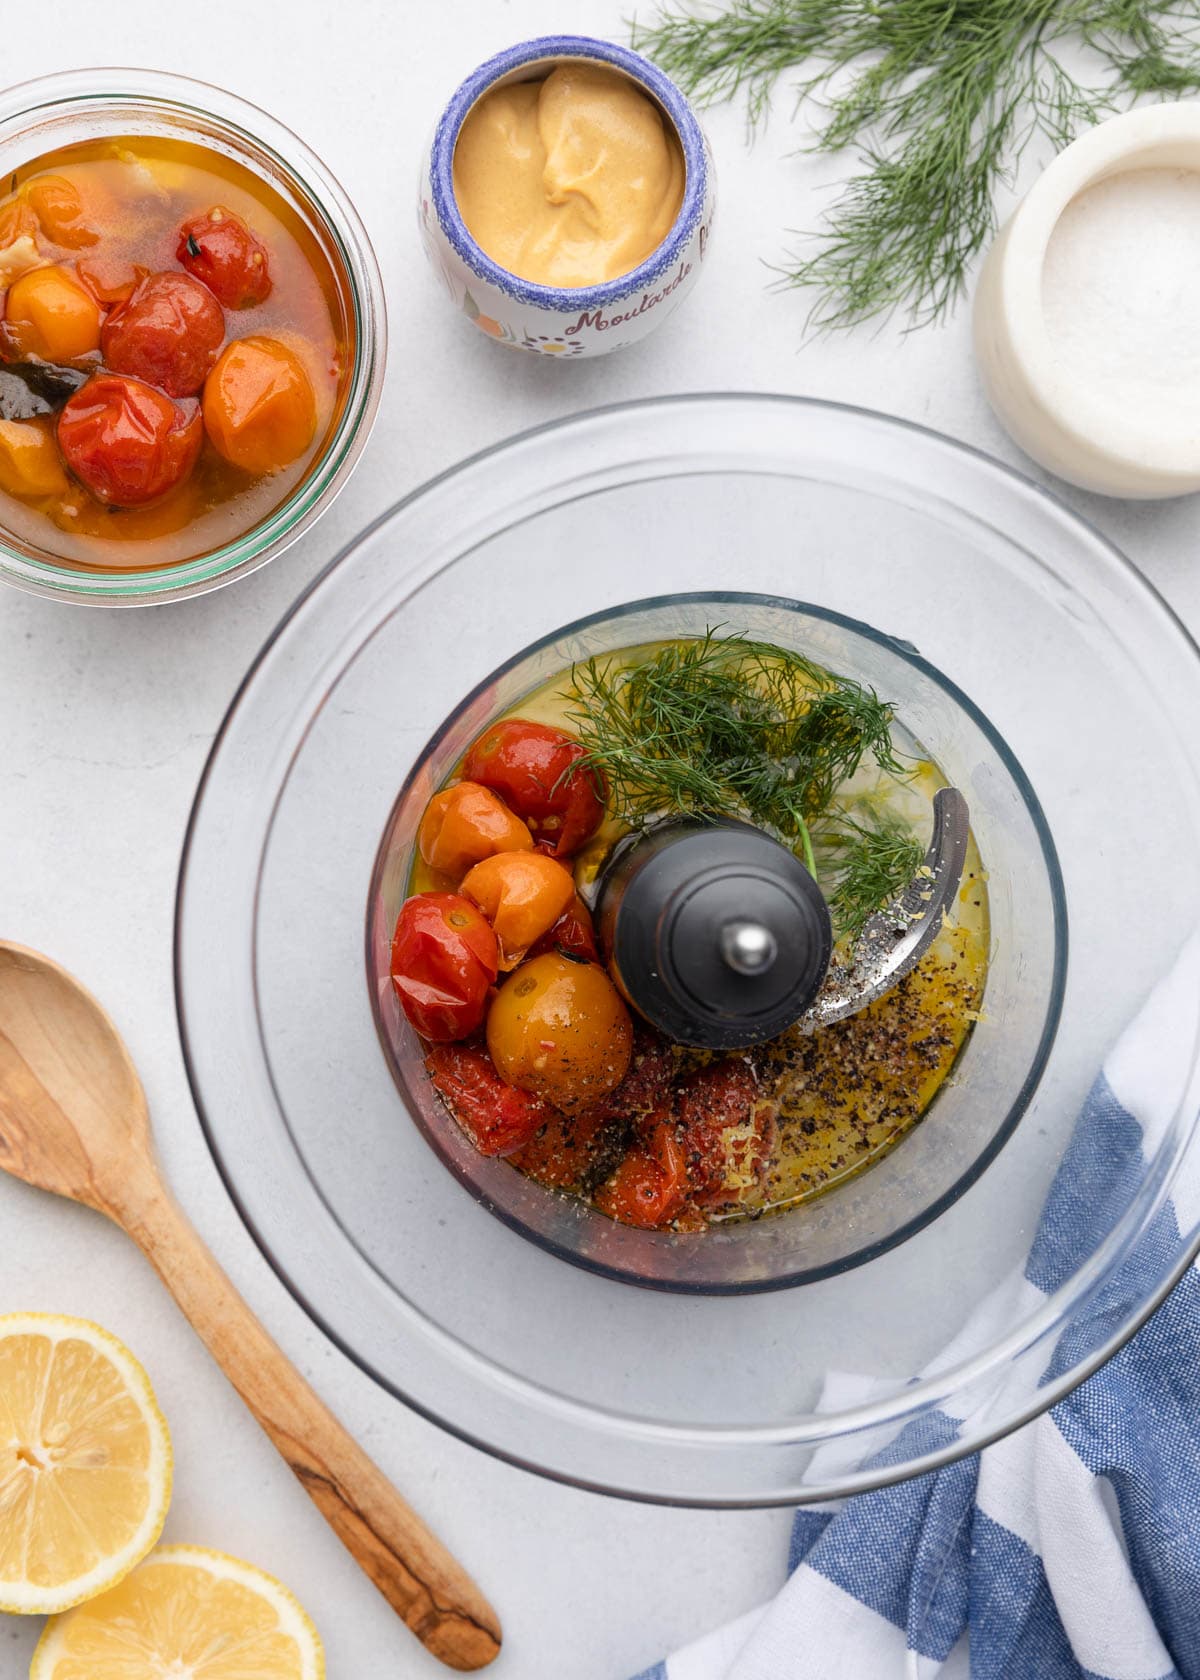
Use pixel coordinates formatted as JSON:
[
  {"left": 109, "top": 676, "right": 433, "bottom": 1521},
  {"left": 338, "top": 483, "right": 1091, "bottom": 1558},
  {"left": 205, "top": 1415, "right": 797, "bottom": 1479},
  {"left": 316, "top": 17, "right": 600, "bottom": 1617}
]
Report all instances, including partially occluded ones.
[{"left": 423, "top": 35, "right": 713, "bottom": 354}]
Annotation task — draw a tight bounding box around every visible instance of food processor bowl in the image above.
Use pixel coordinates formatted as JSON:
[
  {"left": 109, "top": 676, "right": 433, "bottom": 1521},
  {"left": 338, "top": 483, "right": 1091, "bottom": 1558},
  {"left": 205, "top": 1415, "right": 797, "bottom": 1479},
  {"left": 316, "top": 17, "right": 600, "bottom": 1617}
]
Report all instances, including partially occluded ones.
[
  {"left": 368, "top": 592, "right": 1064, "bottom": 1291},
  {"left": 176, "top": 395, "right": 1200, "bottom": 1505}
]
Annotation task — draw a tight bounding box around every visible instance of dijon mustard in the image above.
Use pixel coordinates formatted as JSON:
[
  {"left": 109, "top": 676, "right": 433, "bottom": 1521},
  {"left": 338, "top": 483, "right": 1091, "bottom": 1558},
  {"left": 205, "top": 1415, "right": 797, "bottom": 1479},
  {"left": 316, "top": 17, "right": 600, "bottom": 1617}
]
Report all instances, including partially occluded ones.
[{"left": 453, "top": 62, "right": 685, "bottom": 289}]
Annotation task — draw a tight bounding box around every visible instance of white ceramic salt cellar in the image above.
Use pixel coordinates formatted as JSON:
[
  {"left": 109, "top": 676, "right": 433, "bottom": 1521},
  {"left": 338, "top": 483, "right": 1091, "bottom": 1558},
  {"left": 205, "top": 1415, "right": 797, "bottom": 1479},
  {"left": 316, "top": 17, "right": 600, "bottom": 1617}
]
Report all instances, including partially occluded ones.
[
  {"left": 975, "top": 103, "right": 1200, "bottom": 497},
  {"left": 419, "top": 35, "right": 715, "bottom": 358}
]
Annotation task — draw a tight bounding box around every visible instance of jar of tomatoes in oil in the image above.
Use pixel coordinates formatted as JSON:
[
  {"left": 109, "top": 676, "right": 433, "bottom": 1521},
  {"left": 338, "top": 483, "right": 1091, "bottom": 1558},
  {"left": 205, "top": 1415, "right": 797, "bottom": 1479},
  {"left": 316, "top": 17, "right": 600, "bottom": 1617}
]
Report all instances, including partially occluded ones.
[{"left": 0, "top": 68, "right": 386, "bottom": 604}]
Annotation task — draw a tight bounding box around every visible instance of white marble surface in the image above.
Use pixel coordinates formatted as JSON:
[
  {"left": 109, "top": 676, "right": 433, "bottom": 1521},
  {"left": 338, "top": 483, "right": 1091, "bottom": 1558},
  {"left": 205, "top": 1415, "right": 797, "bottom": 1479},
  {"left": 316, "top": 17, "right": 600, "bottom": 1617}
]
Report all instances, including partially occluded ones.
[{"left": 3, "top": 5, "right": 1199, "bottom": 1676}]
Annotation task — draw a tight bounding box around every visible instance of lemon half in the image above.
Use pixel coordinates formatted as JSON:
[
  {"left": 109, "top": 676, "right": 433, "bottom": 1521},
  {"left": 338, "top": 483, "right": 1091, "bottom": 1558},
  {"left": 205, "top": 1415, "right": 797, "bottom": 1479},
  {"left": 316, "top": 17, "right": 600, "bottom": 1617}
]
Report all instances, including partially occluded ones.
[
  {"left": 0, "top": 1313, "right": 172, "bottom": 1615},
  {"left": 32, "top": 1544, "right": 326, "bottom": 1680}
]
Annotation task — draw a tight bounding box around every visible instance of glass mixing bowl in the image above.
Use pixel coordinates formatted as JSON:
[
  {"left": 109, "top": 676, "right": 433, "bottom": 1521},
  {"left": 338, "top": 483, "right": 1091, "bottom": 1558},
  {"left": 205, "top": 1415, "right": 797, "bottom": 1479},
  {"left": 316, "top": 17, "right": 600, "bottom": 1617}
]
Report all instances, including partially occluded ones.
[
  {"left": 368, "top": 592, "right": 1065, "bottom": 1291},
  {"left": 176, "top": 395, "right": 1200, "bottom": 1504},
  {"left": 0, "top": 69, "right": 386, "bottom": 605}
]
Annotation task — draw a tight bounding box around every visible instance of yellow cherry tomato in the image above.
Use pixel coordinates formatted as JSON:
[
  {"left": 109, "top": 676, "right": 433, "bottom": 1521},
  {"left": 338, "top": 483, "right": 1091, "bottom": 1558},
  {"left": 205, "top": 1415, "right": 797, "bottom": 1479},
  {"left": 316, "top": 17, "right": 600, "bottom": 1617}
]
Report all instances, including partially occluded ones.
[
  {"left": 202, "top": 334, "right": 317, "bottom": 473},
  {"left": 4, "top": 263, "right": 102, "bottom": 361},
  {"left": 462, "top": 851, "right": 575, "bottom": 968},
  {"left": 486, "top": 952, "right": 633, "bottom": 1114},
  {"left": 0, "top": 418, "right": 68, "bottom": 498},
  {"left": 418, "top": 781, "right": 533, "bottom": 880}
]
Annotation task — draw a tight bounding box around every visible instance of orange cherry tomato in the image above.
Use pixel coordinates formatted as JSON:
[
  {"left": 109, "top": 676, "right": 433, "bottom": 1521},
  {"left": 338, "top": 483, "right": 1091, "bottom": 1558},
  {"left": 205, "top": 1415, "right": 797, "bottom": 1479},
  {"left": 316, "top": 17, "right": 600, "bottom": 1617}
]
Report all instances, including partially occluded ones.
[
  {"left": 101, "top": 272, "right": 225, "bottom": 398},
  {"left": 486, "top": 952, "right": 633, "bottom": 1114},
  {"left": 57, "top": 376, "right": 202, "bottom": 506},
  {"left": 24, "top": 175, "right": 101, "bottom": 249},
  {"left": 528, "top": 893, "right": 599, "bottom": 963},
  {"left": 390, "top": 891, "right": 498, "bottom": 1043},
  {"left": 461, "top": 851, "right": 575, "bottom": 968},
  {"left": 426, "top": 1042, "right": 550, "bottom": 1157},
  {"left": 4, "top": 264, "right": 102, "bottom": 362},
  {"left": 418, "top": 781, "right": 533, "bottom": 880},
  {"left": 676, "top": 1060, "right": 772, "bottom": 1209},
  {"left": 177, "top": 206, "right": 272, "bottom": 309},
  {"left": 0, "top": 200, "right": 38, "bottom": 247},
  {"left": 202, "top": 335, "right": 317, "bottom": 474},
  {"left": 595, "top": 1120, "right": 690, "bottom": 1229},
  {"left": 76, "top": 256, "right": 146, "bottom": 308},
  {"left": 462, "top": 719, "right": 606, "bottom": 857}
]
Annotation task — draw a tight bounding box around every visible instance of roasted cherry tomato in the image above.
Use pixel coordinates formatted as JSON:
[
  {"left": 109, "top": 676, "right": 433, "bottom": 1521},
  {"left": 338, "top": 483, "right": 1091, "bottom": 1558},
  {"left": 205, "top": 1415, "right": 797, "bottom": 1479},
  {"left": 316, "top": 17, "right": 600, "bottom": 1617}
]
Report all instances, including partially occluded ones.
[
  {"left": 0, "top": 200, "right": 38, "bottom": 248},
  {"left": 426, "top": 1042, "right": 550, "bottom": 1157},
  {"left": 461, "top": 851, "right": 575, "bottom": 968},
  {"left": 25, "top": 175, "right": 101, "bottom": 249},
  {"left": 487, "top": 952, "right": 633, "bottom": 1114},
  {"left": 57, "top": 376, "right": 202, "bottom": 506},
  {"left": 202, "top": 335, "right": 316, "bottom": 473},
  {"left": 4, "top": 264, "right": 102, "bottom": 362},
  {"left": 676, "top": 1060, "right": 772, "bottom": 1209},
  {"left": 418, "top": 781, "right": 532, "bottom": 880},
  {"left": 101, "top": 271, "right": 225, "bottom": 398},
  {"left": 76, "top": 256, "right": 145, "bottom": 308},
  {"left": 0, "top": 418, "right": 68, "bottom": 499},
  {"left": 528, "top": 893, "right": 599, "bottom": 963},
  {"left": 595, "top": 1120, "right": 690, "bottom": 1229},
  {"left": 600, "top": 1028, "right": 675, "bottom": 1125},
  {"left": 509, "top": 1106, "right": 612, "bottom": 1189},
  {"left": 177, "top": 206, "right": 272, "bottom": 309},
  {"left": 462, "top": 719, "right": 606, "bottom": 857},
  {"left": 390, "top": 891, "right": 498, "bottom": 1043}
]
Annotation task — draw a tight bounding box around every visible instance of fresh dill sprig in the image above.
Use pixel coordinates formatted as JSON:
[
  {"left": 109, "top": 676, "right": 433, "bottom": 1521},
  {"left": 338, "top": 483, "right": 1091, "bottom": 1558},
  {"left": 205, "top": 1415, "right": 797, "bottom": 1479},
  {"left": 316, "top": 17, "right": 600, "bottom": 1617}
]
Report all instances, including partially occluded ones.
[
  {"left": 565, "top": 632, "right": 914, "bottom": 929},
  {"left": 813, "top": 807, "right": 925, "bottom": 940},
  {"left": 632, "top": 0, "right": 1200, "bottom": 328}
]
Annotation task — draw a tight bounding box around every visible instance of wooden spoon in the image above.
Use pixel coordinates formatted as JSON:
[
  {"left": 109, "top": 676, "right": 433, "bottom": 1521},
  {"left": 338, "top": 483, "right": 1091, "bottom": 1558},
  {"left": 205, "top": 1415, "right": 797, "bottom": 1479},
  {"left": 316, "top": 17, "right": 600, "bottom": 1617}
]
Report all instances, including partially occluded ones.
[{"left": 0, "top": 941, "right": 501, "bottom": 1671}]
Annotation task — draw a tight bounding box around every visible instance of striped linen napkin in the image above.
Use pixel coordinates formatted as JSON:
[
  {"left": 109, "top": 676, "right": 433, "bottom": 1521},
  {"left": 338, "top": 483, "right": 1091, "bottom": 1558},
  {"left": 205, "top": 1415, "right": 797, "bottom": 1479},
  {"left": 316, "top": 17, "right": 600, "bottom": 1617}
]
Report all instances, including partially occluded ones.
[{"left": 634, "top": 940, "right": 1200, "bottom": 1680}]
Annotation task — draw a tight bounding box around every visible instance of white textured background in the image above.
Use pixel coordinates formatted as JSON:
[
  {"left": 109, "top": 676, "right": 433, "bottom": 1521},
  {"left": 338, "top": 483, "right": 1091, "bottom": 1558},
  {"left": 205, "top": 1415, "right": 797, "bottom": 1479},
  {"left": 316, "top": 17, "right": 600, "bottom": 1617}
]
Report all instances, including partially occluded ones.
[{"left": 3, "top": 4, "right": 1199, "bottom": 1676}]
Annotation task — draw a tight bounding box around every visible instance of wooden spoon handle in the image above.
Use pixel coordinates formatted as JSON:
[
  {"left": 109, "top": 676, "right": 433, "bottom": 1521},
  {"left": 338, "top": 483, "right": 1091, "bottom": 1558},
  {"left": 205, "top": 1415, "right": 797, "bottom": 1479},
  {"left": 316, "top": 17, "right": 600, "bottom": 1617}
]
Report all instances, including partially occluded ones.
[{"left": 117, "top": 1173, "right": 501, "bottom": 1671}]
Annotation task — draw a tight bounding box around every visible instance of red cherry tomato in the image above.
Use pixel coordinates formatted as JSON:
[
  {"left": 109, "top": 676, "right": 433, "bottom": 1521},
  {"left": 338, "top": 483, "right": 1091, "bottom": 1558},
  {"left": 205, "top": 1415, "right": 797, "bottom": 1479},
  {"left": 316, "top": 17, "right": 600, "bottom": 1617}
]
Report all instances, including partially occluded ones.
[
  {"left": 101, "top": 271, "right": 225, "bottom": 398},
  {"left": 676, "top": 1060, "right": 771, "bottom": 1208},
  {"left": 57, "top": 376, "right": 202, "bottom": 506},
  {"left": 177, "top": 207, "right": 272, "bottom": 309},
  {"left": 390, "top": 891, "right": 498, "bottom": 1043},
  {"left": 509, "top": 1105, "right": 611, "bottom": 1188},
  {"left": 426, "top": 1042, "right": 550, "bottom": 1157},
  {"left": 601, "top": 1029, "right": 675, "bottom": 1126},
  {"left": 526, "top": 893, "right": 599, "bottom": 963},
  {"left": 462, "top": 719, "right": 606, "bottom": 858},
  {"left": 595, "top": 1119, "right": 690, "bottom": 1229}
]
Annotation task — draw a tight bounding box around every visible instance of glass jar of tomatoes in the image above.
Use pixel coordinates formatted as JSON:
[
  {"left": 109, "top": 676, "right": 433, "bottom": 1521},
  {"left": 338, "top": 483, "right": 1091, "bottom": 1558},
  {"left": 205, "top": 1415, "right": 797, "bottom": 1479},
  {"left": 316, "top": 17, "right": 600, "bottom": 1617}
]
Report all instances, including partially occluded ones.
[{"left": 0, "top": 69, "right": 385, "bottom": 604}]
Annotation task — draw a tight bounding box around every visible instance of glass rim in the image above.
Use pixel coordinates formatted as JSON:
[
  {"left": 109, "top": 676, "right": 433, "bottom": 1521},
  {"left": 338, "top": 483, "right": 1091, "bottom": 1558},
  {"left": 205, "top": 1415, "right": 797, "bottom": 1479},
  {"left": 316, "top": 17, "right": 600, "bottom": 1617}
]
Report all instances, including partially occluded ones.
[
  {"left": 0, "top": 65, "right": 386, "bottom": 604},
  {"left": 174, "top": 393, "right": 1200, "bottom": 1504}
]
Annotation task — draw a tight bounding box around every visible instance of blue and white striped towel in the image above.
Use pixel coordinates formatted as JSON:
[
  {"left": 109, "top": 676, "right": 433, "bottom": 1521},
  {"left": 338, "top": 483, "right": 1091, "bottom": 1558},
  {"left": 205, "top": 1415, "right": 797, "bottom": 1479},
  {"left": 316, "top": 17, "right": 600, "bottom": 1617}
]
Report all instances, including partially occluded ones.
[{"left": 635, "top": 940, "right": 1200, "bottom": 1680}]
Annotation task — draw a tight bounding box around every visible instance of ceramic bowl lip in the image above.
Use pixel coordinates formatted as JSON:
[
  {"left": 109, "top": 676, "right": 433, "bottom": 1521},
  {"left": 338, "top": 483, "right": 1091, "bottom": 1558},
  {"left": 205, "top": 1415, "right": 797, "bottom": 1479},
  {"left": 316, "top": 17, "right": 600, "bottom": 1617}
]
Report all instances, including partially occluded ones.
[
  {"left": 993, "top": 100, "right": 1200, "bottom": 475},
  {"left": 0, "top": 65, "right": 386, "bottom": 605},
  {"left": 367, "top": 588, "right": 1068, "bottom": 1295},
  {"left": 429, "top": 34, "right": 708, "bottom": 310}
]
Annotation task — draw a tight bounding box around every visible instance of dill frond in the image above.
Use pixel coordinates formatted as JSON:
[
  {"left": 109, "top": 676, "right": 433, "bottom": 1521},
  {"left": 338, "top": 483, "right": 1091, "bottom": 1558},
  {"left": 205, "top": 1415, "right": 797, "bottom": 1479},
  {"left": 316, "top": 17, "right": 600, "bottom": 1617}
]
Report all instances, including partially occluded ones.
[
  {"left": 813, "top": 807, "right": 926, "bottom": 939},
  {"left": 565, "top": 632, "right": 917, "bottom": 936},
  {"left": 631, "top": 0, "right": 1200, "bottom": 327}
]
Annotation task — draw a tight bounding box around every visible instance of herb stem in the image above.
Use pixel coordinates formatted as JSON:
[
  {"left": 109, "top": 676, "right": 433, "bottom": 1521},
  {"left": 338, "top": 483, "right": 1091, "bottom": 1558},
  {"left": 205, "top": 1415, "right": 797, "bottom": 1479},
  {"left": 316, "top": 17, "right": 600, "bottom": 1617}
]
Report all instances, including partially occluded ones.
[{"left": 632, "top": 0, "right": 1200, "bottom": 328}]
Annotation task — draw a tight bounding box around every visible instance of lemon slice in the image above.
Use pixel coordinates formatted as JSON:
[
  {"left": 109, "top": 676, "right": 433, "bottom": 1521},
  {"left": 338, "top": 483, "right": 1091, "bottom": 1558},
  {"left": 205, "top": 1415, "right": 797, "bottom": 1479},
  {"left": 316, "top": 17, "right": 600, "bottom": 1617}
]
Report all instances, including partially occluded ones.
[
  {"left": 32, "top": 1545, "right": 326, "bottom": 1680},
  {"left": 0, "top": 1314, "right": 171, "bottom": 1615}
]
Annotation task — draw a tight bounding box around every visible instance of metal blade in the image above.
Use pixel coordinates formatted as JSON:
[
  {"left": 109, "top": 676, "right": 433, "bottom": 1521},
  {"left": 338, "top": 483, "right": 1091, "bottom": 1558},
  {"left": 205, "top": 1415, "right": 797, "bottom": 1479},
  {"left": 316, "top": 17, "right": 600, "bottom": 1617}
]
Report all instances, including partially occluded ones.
[{"left": 803, "top": 786, "right": 970, "bottom": 1028}]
